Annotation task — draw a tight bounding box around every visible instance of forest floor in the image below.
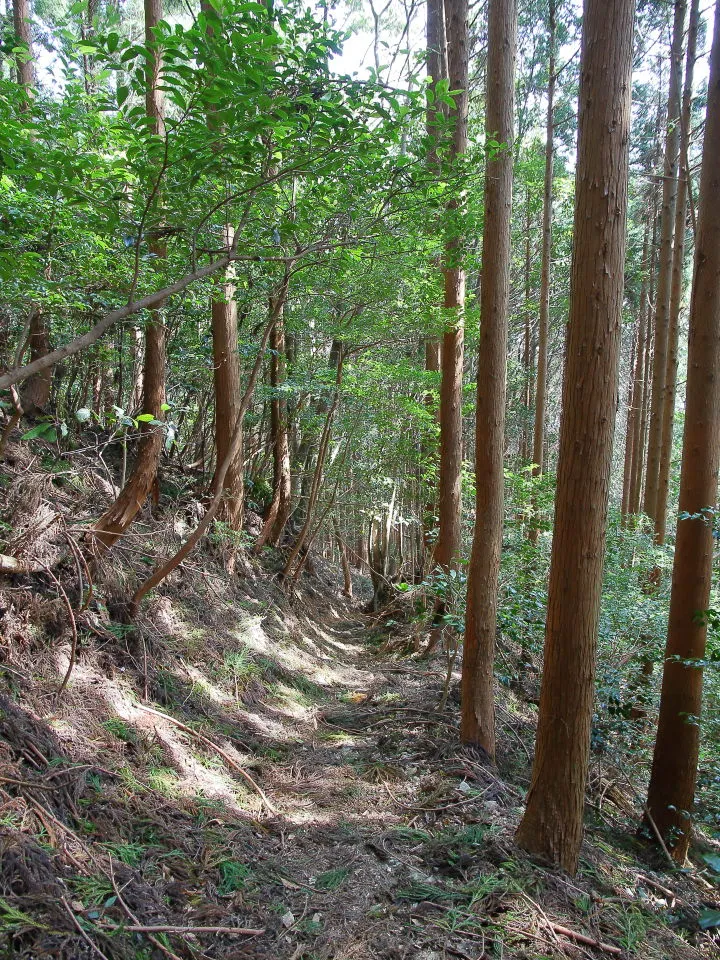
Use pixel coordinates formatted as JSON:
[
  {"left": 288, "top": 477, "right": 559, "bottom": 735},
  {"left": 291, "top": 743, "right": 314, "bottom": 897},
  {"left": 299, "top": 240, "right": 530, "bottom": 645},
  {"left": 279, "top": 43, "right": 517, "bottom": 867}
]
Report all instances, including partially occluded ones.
[{"left": 0, "top": 444, "right": 719, "bottom": 959}]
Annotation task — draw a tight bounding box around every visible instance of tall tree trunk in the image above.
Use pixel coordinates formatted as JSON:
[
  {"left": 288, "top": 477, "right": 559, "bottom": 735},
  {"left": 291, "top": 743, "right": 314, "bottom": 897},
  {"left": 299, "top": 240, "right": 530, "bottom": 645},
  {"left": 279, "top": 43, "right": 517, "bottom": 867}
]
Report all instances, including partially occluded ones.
[
  {"left": 643, "top": 0, "right": 687, "bottom": 528},
  {"left": 423, "top": 337, "right": 441, "bottom": 559},
  {"left": 528, "top": 0, "right": 556, "bottom": 545},
  {"left": 531, "top": 0, "right": 555, "bottom": 481},
  {"left": 620, "top": 319, "right": 639, "bottom": 522},
  {"left": 654, "top": 0, "right": 699, "bottom": 544},
  {"left": 202, "top": 0, "right": 244, "bottom": 531},
  {"left": 643, "top": 0, "right": 720, "bottom": 864},
  {"left": 93, "top": 0, "right": 167, "bottom": 552},
  {"left": 460, "top": 0, "right": 516, "bottom": 756},
  {"left": 630, "top": 197, "right": 659, "bottom": 515},
  {"left": 622, "top": 225, "right": 650, "bottom": 522},
  {"left": 423, "top": 0, "right": 445, "bottom": 561},
  {"left": 255, "top": 282, "right": 292, "bottom": 550},
  {"left": 432, "top": 0, "right": 468, "bottom": 575},
  {"left": 515, "top": 0, "right": 635, "bottom": 874},
  {"left": 521, "top": 187, "right": 532, "bottom": 463}
]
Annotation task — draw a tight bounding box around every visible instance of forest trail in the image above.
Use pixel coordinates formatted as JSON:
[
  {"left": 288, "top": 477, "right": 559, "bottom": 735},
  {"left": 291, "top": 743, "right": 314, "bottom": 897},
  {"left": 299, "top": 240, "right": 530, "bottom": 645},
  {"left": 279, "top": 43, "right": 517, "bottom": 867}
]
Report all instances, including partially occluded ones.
[{"left": 0, "top": 557, "right": 711, "bottom": 959}]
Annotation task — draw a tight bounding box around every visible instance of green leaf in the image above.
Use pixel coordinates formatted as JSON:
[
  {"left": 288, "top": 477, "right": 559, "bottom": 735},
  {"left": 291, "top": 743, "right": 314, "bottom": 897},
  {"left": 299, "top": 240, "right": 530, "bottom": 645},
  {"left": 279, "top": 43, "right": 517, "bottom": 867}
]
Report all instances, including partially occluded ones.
[
  {"left": 116, "top": 85, "right": 130, "bottom": 107},
  {"left": 21, "top": 423, "right": 56, "bottom": 442},
  {"left": 135, "top": 413, "right": 155, "bottom": 422}
]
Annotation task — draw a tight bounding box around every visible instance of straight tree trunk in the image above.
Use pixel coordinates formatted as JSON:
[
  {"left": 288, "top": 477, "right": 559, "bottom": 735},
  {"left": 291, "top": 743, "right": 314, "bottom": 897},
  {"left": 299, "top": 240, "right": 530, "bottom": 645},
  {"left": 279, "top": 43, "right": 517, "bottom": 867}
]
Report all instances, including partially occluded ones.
[
  {"left": 461, "top": 0, "right": 516, "bottom": 756},
  {"left": 282, "top": 345, "right": 344, "bottom": 581},
  {"left": 202, "top": 0, "right": 244, "bottom": 531},
  {"left": 93, "top": 0, "right": 167, "bottom": 551},
  {"left": 644, "top": 0, "right": 720, "bottom": 863},
  {"left": 528, "top": 0, "right": 556, "bottom": 545},
  {"left": 521, "top": 188, "right": 532, "bottom": 463},
  {"left": 654, "top": 0, "right": 699, "bottom": 544},
  {"left": 643, "top": 0, "right": 687, "bottom": 527},
  {"left": 333, "top": 516, "right": 353, "bottom": 598},
  {"left": 255, "top": 282, "right": 292, "bottom": 550},
  {"left": 531, "top": 0, "right": 555, "bottom": 482},
  {"left": 630, "top": 197, "right": 659, "bottom": 515},
  {"left": 515, "top": 0, "right": 635, "bottom": 874},
  {"left": 423, "top": 0, "right": 445, "bottom": 559},
  {"left": 432, "top": 0, "right": 468, "bottom": 574},
  {"left": 621, "top": 319, "right": 639, "bottom": 522},
  {"left": 622, "top": 225, "right": 650, "bottom": 522},
  {"left": 209, "top": 240, "right": 244, "bottom": 531}
]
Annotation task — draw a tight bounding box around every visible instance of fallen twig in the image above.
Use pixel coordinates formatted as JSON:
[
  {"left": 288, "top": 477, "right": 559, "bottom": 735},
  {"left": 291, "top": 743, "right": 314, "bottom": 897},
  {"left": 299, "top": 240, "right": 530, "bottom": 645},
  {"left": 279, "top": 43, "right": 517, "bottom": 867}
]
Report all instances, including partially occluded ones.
[
  {"left": 642, "top": 804, "right": 676, "bottom": 867},
  {"left": 545, "top": 921, "right": 623, "bottom": 956},
  {"left": 61, "top": 897, "right": 112, "bottom": 960},
  {"left": 637, "top": 873, "right": 682, "bottom": 904},
  {"left": 134, "top": 701, "right": 278, "bottom": 814}
]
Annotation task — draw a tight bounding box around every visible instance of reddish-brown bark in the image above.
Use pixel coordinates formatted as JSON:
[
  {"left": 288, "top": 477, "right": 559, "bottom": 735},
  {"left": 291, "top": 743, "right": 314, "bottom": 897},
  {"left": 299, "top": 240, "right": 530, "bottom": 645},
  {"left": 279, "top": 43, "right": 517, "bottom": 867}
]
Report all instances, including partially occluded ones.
[
  {"left": 460, "top": 0, "right": 516, "bottom": 757},
  {"left": 515, "top": 0, "right": 635, "bottom": 873},
  {"left": 93, "top": 0, "right": 167, "bottom": 552},
  {"left": 255, "top": 283, "right": 292, "bottom": 550},
  {"left": 644, "top": 0, "right": 720, "bottom": 863},
  {"left": 644, "top": 0, "right": 687, "bottom": 528},
  {"left": 432, "top": 0, "right": 468, "bottom": 575},
  {"left": 655, "top": 0, "right": 699, "bottom": 544}
]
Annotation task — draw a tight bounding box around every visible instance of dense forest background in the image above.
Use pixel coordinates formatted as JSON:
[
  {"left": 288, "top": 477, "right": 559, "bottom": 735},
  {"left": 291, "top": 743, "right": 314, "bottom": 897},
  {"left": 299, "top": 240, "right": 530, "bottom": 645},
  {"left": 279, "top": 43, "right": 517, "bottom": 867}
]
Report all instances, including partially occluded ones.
[{"left": 1, "top": 0, "right": 720, "bottom": 957}]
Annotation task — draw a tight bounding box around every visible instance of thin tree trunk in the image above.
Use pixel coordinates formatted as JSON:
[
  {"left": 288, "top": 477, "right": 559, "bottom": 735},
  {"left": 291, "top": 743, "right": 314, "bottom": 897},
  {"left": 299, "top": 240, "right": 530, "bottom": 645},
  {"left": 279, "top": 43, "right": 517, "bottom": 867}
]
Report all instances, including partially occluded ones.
[
  {"left": 532, "top": 0, "right": 555, "bottom": 480},
  {"left": 423, "top": 0, "right": 445, "bottom": 563},
  {"left": 333, "top": 516, "right": 353, "bottom": 598},
  {"left": 432, "top": 0, "right": 467, "bottom": 575},
  {"left": 528, "top": 0, "right": 556, "bottom": 545},
  {"left": 282, "top": 348, "right": 344, "bottom": 581},
  {"left": 654, "top": 0, "right": 699, "bottom": 544},
  {"left": 621, "top": 321, "right": 638, "bottom": 522},
  {"left": 92, "top": 0, "right": 167, "bottom": 552},
  {"left": 644, "top": 0, "right": 720, "bottom": 861},
  {"left": 255, "top": 280, "right": 292, "bottom": 550},
  {"left": 643, "top": 0, "right": 687, "bottom": 528},
  {"left": 515, "top": 0, "right": 635, "bottom": 874},
  {"left": 460, "top": 0, "right": 516, "bottom": 757},
  {"left": 202, "top": 0, "right": 244, "bottom": 531},
  {"left": 521, "top": 187, "right": 532, "bottom": 463},
  {"left": 631, "top": 196, "right": 659, "bottom": 515},
  {"left": 623, "top": 225, "right": 650, "bottom": 522}
]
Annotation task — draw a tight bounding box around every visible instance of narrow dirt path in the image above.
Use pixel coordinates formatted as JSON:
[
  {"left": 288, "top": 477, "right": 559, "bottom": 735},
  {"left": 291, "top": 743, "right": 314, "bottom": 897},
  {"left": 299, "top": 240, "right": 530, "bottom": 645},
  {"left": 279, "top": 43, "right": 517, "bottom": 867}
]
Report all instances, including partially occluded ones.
[
  {"left": 237, "top": 613, "right": 530, "bottom": 960},
  {"left": 227, "top": 609, "right": 705, "bottom": 960}
]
